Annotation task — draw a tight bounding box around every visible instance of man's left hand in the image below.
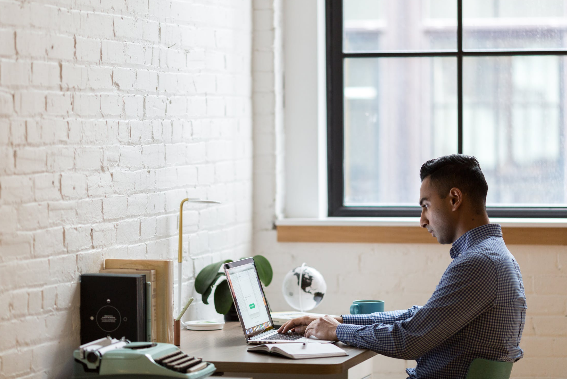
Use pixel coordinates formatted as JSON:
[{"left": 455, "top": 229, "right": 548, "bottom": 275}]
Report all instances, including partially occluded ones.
[{"left": 304, "top": 315, "right": 340, "bottom": 341}]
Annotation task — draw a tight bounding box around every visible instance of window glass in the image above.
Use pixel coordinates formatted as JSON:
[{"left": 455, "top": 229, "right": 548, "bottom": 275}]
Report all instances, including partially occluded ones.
[
  {"left": 344, "top": 57, "right": 457, "bottom": 205},
  {"left": 463, "top": 0, "right": 567, "bottom": 50},
  {"left": 344, "top": 0, "right": 457, "bottom": 52},
  {"left": 463, "top": 55, "right": 567, "bottom": 206}
]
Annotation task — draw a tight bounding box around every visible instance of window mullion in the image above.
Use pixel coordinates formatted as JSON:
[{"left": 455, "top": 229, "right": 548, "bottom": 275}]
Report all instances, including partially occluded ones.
[{"left": 458, "top": 0, "right": 463, "bottom": 154}]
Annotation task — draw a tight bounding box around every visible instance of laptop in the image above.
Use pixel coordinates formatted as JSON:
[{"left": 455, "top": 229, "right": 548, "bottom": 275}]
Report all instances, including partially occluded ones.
[{"left": 224, "top": 258, "right": 309, "bottom": 344}]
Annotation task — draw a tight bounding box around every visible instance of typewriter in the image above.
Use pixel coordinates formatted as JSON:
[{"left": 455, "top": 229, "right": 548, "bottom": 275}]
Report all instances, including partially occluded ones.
[{"left": 73, "top": 337, "right": 216, "bottom": 379}]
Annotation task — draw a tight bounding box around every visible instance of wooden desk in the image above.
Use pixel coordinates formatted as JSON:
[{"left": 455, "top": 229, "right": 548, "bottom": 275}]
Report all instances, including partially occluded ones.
[{"left": 179, "top": 322, "right": 377, "bottom": 379}]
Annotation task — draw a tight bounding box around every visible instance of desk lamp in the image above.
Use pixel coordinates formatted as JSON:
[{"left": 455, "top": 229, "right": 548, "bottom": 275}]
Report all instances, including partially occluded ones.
[{"left": 176, "top": 199, "right": 220, "bottom": 328}]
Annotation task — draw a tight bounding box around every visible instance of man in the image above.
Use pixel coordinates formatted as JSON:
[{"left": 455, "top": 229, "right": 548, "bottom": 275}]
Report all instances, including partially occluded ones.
[{"left": 278, "top": 154, "right": 526, "bottom": 379}]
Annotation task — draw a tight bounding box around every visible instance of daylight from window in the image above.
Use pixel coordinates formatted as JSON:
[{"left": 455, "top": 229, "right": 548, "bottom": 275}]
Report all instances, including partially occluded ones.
[{"left": 342, "top": 0, "right": 567, "bottom": 209}]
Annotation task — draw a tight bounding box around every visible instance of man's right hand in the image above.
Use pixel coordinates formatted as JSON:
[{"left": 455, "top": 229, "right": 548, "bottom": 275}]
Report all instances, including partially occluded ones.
[{"left": 277, "top": 315, "right": 343, "bottom": 335}]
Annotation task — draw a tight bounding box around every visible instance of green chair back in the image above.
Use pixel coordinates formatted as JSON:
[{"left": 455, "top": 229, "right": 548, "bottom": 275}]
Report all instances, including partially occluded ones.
[{"left": 466, "top": 358, "right": 513, "bottom": 379}]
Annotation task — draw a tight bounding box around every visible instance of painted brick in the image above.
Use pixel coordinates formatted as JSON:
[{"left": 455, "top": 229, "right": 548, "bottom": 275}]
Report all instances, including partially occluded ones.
[
  {"left": 18, "top": 202, "right": 49, "bottom": 231},
  {"left": 76, "top": 37, "right": 101, "bottom": 63},
  {"left": 34, "top": 173, "right": 61, "bottom": 202},
  {"left": 0, "top": 92, "right": 13, "bottom": 116},
  {"left": 15, "top": 30, "right": 47, "bottom": 58},
  {"left": 46, "top": 92, "right": 73, "bottom": 115},
  {"left": 1, "top": 175, "right": 34, "bottom": 204},
  {"left": 0, "top": 205, "right": 18, "bottom": 234},
  {"left": 116, "top": 219, "right": 140, "bottom": 244},
  {"left": 62, "top": 64, "right": 88, "bottom": 89},
  {"left": 65, "top": 225, "right": 92, "bottom": 252},
  {"left": 100, "top": 94, "right": 122, "bottom": 117},
  {"left": 34, "top": 227, "right": 65, "bottom": 258},
  {"left": 46, "top": 34, "right": 74, "bottom": 60},
  {"left": 15, "top": 148, "right": 47, "bottom": 174},
  {"left": 73, "top": 93, "right": 100, "bottom": 117},
  {"left": 113, "top": 68, "right": 136, "bottom": 90},
  {"left": 535, "top": 275, "right": 567, "bottom": 295},
  {"left": 88, "top": 67, "right": 113, "bottom": 90},
  {"left": 127, "top": 194, "right": 147, "bottom": 217},
  {"left": 114, "top": 16, "right": 142, "bottom": 40},
  {"left": 55, "top": 282, "right": 77, "bottom": 309},
  {"left": 141, "top": 144, "right": 165, "bottom": 169},
  {"left": 42, "top": 286, "right": 57, "bottom": 311},
  {"left": 0, "top": 29, "right": 15, "bottom": 57},
  {"left": 124, "top": 95, "right": 144, "bottom": 118},
  {"left": 31, "top": 61, "right": 60, "bottom": 87},
  {"left": 87, "top": 171, "right": 113, "bottom": 195},
  {"left": 48, "top": 254, "right": 76, "bottom": 283},
  {"left": 75, "top": 147, "right": 102, "bottom": 171},
  {"left": 28, "top": 289, "right": 42, "bottom": 315},
  {"left": 0, "top": 2, "right": 31, "bottom": 27},
  {"left": 47, "top": 201, "right": 77, "bottom": 227},
  {"left": 15, "top": 91, "right": 45, "bottom": 116},
  {"left": 102, "top": 196, "right": 128, "bottom": 220},
  {"left": 81, "top": 12, "right": 115, "bottom": 39},
  {"left": 93, "top": 223, "right": 116, "bottom": 248},
  {"left": 119, "top": 145, "right": 142, "bottom": 169},
  {"left": 140, "top": 217, "right": 156, "bottom": 238},
  {"left": 0, "top": 234, "right": 33, "bottom": 263},
  {"left": 145, "top": 96, "right": 167, "bottom": 118},
  {"left": 0, "top": 258, "right": 50, "bottom": 291},
  {"left": 47, "top": 147, "right": 74, "bottom": 172},
  {"left": 60, "top": 173, "right": 87, "bottom": 200},
  {"left": 0, "top": 1, "right": 256, "bottom": 377},
  {"left": 135, "top": 69, "right": 158, "bottom": 91},
  {"left": 76, "top": 199, "right": 103, "bottom": 224},
  {"left": 1, "top": 348, "right": 32, "bottom": 377}
]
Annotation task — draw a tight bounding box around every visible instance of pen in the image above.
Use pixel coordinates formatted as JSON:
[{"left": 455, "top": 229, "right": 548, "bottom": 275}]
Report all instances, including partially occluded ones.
[{"left": 176, "top": 297, "right": 194, "bottom": 321}]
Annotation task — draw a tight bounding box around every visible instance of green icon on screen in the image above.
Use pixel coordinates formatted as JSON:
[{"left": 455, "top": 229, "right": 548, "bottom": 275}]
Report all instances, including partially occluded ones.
[{"left": 249, "top": 303, "right": 255, "bottom": 309}]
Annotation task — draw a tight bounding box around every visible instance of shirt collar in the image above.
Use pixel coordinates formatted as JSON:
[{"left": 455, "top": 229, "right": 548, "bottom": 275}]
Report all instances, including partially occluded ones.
[{"left": 450, "top": 224, "right": 502, "bottom": 259}]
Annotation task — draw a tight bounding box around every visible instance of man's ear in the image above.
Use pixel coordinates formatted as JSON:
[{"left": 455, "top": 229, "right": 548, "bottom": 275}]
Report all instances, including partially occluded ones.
[{"left": 449, "top": 187, "right": 463, "bottom": 211}]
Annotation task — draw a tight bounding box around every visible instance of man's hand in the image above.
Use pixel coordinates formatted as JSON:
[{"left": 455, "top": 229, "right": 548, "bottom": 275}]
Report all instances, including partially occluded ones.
[
  {"left": 304, "top": 315, "right": 340, "bottom": 341},
  {"left": 277, "top": 315, "right": 344, "bottom": 335},
  {"left": 277, "top": 315, "right": 319, "bottom": 335}
]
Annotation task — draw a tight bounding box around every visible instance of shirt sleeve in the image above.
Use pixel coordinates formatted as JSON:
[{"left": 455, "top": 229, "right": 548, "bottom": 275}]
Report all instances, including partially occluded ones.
[
  {"left": 341, "top": 305, "right": 422, "bottom": 325},
  {"left": 336, "top": 253, "right": 497, "bottom": 360}
]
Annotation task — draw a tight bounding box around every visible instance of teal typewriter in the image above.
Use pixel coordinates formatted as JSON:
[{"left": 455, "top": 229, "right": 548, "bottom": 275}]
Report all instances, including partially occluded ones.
[{"left": 73, "top": 337, "right": 216, "bottom": 379}]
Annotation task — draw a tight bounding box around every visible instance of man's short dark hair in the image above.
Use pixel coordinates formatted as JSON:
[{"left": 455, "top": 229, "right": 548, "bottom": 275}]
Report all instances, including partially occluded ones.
[{"left": 420, "top": 154, "right": 488, "bottom": 213}]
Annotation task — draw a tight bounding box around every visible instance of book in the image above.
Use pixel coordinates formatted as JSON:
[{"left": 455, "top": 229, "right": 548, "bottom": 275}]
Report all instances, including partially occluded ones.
[
  {"left": 100, "top": 268, "right": 157, "bottom": 342},
  {"left": 247, "top": 342, "right": 347, "bottom": 359},
  {"left": 105, "top": 259, "right": 174, "bottom": 344},
  {"left": 80, "top": 274, "right": 146, "bottom": 344}
]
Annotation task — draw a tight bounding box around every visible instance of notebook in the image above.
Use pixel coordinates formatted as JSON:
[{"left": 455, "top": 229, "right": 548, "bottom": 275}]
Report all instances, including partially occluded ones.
[
  {"left": 248, "top": 342, "right": 347, "bottom": 359},
  {"left": 224, "top": 258, "right": 330, "bottom": 344}
]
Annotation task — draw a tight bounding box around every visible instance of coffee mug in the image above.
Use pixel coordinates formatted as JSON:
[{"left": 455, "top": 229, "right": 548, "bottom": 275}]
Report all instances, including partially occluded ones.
[{"left": 350, "top": 300, "right": 384, "bottom": 314}]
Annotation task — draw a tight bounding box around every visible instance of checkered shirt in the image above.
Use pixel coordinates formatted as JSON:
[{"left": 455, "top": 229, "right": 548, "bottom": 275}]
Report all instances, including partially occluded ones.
[{"left": 336, "top": 224, "right": 526, "bottom": 379}]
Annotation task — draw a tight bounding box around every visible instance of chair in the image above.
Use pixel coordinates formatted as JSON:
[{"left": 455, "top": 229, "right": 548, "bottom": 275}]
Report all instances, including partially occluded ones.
[{"left": 466, "top": 358, "right": 513, "bottom": 379}]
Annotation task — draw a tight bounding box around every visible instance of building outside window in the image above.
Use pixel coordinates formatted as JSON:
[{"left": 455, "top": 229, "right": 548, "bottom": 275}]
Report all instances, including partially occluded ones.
[{"left": 329, "top": 0, "right": 567, "bottom": 217}]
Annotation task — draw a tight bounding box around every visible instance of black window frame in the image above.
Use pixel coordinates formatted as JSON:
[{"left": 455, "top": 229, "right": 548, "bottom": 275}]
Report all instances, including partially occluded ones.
[{"left": 327, "top": 0, "right": 567, "bottom": 218}]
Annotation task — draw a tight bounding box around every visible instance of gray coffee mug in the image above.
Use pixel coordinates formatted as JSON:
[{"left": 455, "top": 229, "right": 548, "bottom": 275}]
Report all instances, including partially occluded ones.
[{"left": 350, "top": 300, "right": 384, "bottom": 314}]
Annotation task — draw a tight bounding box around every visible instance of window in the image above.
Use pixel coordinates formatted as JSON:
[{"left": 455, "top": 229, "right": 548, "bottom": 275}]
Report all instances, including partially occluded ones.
[{"left": 327, "top": 0, "right": 567, "bottom": 218}]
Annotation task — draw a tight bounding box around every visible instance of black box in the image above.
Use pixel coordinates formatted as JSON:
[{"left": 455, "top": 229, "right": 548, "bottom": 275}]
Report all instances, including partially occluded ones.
[{"left": 80, "top": 273, "right": 146, "bottom": 344}]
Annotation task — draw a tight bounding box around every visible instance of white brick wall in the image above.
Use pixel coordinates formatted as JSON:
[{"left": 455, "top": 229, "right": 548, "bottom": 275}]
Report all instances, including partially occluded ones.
[{"left": 0, "top": 0, "right": 252, "bottom": 377}]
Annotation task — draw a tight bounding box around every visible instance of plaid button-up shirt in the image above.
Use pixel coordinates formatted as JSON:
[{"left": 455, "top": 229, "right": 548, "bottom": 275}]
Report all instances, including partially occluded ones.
[{"left": 336, "top": 224, "right": 526, "bottom": 379}]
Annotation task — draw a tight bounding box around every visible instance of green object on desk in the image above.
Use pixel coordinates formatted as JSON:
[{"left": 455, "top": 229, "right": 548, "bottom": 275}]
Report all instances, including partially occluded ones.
[
  {"left": 73, "top": 341, "right": 215, "bottom": 378},
  {"left": 350, "top": 300, "right": 384, "bottom": 314},
  {"left": 194, "top": 255, "right": 273, "bottom": 315},
  {"left": 176, "top": 297, "right": 194, "bottom": 321}
]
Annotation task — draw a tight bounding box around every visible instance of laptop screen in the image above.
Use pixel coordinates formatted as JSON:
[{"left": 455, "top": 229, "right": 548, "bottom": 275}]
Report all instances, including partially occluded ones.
[{"left": 225, "top": 260, "right": 272, "bottom": 337}]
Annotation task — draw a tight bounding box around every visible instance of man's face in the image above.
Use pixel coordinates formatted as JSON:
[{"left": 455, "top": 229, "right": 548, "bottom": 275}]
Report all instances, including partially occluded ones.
[{"left": 419, "top": 177, "right": 457, "bottom": 244}]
